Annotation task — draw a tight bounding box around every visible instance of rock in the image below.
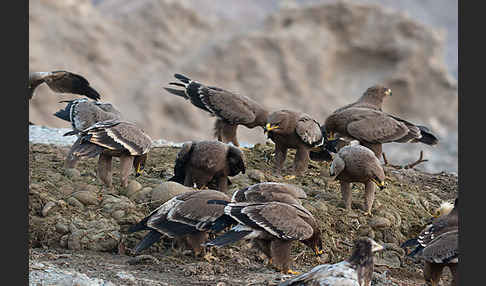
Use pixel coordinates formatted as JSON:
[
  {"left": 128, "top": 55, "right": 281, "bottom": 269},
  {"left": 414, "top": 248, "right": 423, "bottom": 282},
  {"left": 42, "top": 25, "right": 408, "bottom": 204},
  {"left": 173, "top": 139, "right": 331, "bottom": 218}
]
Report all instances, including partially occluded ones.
[
  {"left": 66, "top": 197, "right": 84, "bottom": 210},
  {"left": 125, "top": 180, "right": 143, "bottom": 198},
  {"left": 72, "top": 191, "right": 99, "bottom": 206},
  {"left": 59, "top": 186, "right": 74, "bottom": 196},
  {"left": 375, "top": 250, "right": 402, "bottom": 268},
  {"left": 369, "top": 216, "right": 392, "bottom": 229},
  {"left": 150, "top": 181, "right": 195, "bottom": 207},
  {"left": 246, "top": 169, "right": 266, "bottom": 183},
  {"left": 55, "top": 222, "right": 70, "bottom": 235},
  {"left": 131, "top": 187, "right": 152, "bottom": 203},
  {"left": 41, "top": 201, "right": 57, "bottom": 217},
  {"left": 67, "top": 217, "right": 120, "bottom": 252},
  {"left": 111, "top": 210, "right": 126, "bottom": 220},
  {"left": 63, "top": 168, "right": 81, "bottom": 179},
  {"left": 358, "top": 226, "right": 375, "bottom": 239},
  {"left": 312, "top": 200, "right": 328, "bottom": 212}
]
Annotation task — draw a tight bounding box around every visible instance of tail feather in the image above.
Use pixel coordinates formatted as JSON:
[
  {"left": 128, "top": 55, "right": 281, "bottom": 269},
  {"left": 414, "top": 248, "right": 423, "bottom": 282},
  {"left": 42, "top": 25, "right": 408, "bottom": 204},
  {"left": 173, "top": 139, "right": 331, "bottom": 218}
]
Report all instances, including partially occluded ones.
[
  {"left": 164, "top": 87, "right": 188, "bottom": 99},
  {"left": 128, "top": 216, "right": 151, "bottom": 233},
  {"left": 133, "top": 230, "right": 163, "bottom": 254},
  {"left": 204, "top": 229, "right": 252, "bottom": 247},
  {"left": 417, "top": 126, "right": 439, "bottom": 145},
  {"left": 54, "top": 100, "right": 76, "bottom": 122},
  {"left": 174, "top": 73, "right": 191, "bottom": 84},
  {"left": 401, "top": 238, "right": 419, "bottom": 248},
  {"left": 208, "top": 215, "right": 238, "bottom": 233},
  {"left": 207, "top": 199, "right": 230, "bottom": 206},
  {"left": 70, "top": 141, "right": 105, "bottom": 158}
]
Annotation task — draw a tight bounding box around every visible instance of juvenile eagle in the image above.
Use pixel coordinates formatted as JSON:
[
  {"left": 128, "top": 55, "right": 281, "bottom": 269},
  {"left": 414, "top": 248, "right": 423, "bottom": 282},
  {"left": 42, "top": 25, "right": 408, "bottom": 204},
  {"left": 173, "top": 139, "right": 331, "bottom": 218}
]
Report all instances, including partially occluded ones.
[
  {"left": 168, "top": 140, "right": 246, "bottom": 193},
  {"left": 401, "top": 198, "right": 458, "bottom": 286},
  {"left": 65, "top": 120, "right": 152, "bottom": 189},
  {"left": 205, "top": 200, "right": 323, "bottom": 274},
  {"left": 164, "top": 74, "right": 269, "bottom": 147},
  {"left": 129, "top": 190, "right": 230, "bottom": 261},
  {"left": 279, "top": 237, "right": 385, "bottom": 286},
  {"left": 329, "top": 142, "right": 386, "bottom": 215}
]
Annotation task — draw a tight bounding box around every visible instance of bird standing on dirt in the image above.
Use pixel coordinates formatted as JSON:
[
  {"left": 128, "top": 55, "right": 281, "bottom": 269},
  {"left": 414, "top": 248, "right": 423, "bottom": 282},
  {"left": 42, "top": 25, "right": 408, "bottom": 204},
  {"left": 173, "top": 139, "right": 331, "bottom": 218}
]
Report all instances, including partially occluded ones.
[
  {"left": 264, "top": 110, "right": 326, "bottom": 178},
  {"left": 323, "top": 85, "right": 438, "bottom": 166},
  {"left": 231, "top": 182, "right": 307, "bottom": 206},
  {"left": 279, "top": 237, "right": 385, "bottom": 286},
  {"left": 64, "top": 119, "right": 152, "bottom": 189},
  {"left": 54, "top": 98, "right": 123, "bottom": 169},
  {"left": 168, "top": 140, "right": 246, "bottom": 193},
  {"left": 163, "top": 73, "right": 269, "bottom": 147},
  {"left": 401, "top": 198, "right": 458, "bottom": 286},
  {"left": 329, "top": 141, "right": 386, "bottom": 215},
  {"left": 128, "top": 190, "right": 230, "bottom": 261},
  {"left": 205, "top": 200, "right": 323, "bottom": 275}
]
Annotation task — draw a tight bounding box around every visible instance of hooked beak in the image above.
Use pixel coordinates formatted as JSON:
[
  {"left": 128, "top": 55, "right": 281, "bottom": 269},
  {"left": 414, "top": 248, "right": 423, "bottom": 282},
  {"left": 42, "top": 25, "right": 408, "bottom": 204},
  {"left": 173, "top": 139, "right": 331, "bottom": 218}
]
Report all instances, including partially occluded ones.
[
  {"left": 314, "top": 247, "right": 324, "bottom": 256},
  {"left": 371, "top": 178, "right": 385, "bottom": 190},
  {"left": 385, "top": 88, "right": 392, "bottom": 96},
  {"left": 326, "top": 131, "right": 335, "bottom": 141},
  {"left": 264, "top": 123, "right": 279, "bottom": 134}
]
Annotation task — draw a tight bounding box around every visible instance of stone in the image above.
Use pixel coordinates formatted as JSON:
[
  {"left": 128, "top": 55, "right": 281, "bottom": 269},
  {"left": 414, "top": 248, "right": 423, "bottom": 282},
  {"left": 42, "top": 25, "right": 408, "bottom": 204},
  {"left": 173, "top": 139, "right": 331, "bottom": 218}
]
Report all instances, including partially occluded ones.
[
  {"left": 63, "top": 168, "right": 81, "bottom": 179},
  {"left": 41, "top": 201, "right": 57, "bottom": 217},
  {"left": 131, "top": 187, "right": 152, "bottom": 203},
  {"left": 66, "top": 197, "right": 84, "bottom": 210},
  {"left": 369, "top": 216, "right": 392, "bottom": 229},
  {"left": 150, "top": 181, "right": 195, "bottom": 207},
  {"left": 72, "top": 191, "right": 99, "bottom": 206},
  {"left": 125, "top": 180, "right": 143, "bottom": 198},
  {"left": 246, "top": 169, "right": 266, "bottom": 183}
]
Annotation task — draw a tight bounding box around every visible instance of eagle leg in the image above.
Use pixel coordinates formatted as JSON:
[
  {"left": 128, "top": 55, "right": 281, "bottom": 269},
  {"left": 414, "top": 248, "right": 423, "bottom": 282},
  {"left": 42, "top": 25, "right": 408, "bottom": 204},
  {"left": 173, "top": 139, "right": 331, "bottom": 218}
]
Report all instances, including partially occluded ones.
[
  {"left": 120, "top": 154, "right": 135, "bottom": 188},
  {"left": 363, "top": 181, "right": 375, "bottom": 215},
  {"left": 340, "top": 181, "right": 352, "bottom": 211},
  {"left": 97, "top": 153, "right": 113, "bottom": 188}
]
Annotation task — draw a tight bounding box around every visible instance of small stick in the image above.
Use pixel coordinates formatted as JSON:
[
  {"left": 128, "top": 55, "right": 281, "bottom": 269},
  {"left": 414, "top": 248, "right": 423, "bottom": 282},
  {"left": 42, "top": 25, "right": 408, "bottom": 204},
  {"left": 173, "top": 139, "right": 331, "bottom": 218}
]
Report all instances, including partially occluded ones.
[{"left": 403, "top": 150, "right": 428, "bottom": 169}]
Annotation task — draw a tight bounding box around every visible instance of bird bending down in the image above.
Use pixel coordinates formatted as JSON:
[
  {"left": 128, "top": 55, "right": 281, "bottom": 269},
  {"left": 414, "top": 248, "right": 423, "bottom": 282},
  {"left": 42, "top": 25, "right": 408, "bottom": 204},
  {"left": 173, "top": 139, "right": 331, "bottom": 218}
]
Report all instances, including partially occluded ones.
[
  {"left": 324, "top": 86, "right": 438, "bottom": 165},
  {"left": 279, "top": 237, "right": 385, "bottom": 286},
  {"left": 264, "top": 110, "right": 327, "bottom": 177},
  {"left": 168, "top": 140, "right": 246, "bottom": 193},
  {"left": 205, "top": 200, "right": 323, "bottom": 274},
  {"left": 54, "top": 98, "right": 123, "bottom": 169},
  {"left": 163, "top": 74, "right": 269, "bottom": 147},
  {"left": 329, "top": 142, "right": 386, "bottom": 215},
  {"left": 29, "top": 70, "right": 101, "bottom": 101},
  {"left": 128, "top": 190, "right": 230, "bottom": 261},
  {"left": 64, "top": 119, "right": 152, "bottom": 189},
  {"left": 401, "top": 198, "right": 458, "bottom": 286}
]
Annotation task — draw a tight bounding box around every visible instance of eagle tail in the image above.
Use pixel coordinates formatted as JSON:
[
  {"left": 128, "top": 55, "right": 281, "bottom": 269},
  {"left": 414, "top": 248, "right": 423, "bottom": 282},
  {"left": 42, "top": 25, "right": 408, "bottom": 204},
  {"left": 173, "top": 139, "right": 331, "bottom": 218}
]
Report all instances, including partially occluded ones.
[
  {"left": 164, "top": 87, "right": 188, "bottom": 99},
  {"left": 54, "top": 100, "right": 76, "bottom": 122},
  {"left": 63, "top": 130, "right": 79, "bottom": 136},
  {"left": 309, "top": 148, "right": 333, "bottom": 162},
  {"left": 133, "top": 230, "right": 162, "bottom": 254},
  {"left": 174, "top": 73, "right": 191, "bottom": 84},
  {"left": 70, "top": 141, "right": 105, "bottom": 158},
  {"left": 204, "top": 229, "right": 252, "bottom": 247},
  {"left": 417, "top": 126, "right": 439, "bottom": 145},
  {"left": 207, "top": 199, "right": 230, "bottom": 206},
  {"left": 208, "top": 215, "right": 238, "bottom": 233},
  {"left": 128, "top": 216, "right": 152, "bottom": 233}
]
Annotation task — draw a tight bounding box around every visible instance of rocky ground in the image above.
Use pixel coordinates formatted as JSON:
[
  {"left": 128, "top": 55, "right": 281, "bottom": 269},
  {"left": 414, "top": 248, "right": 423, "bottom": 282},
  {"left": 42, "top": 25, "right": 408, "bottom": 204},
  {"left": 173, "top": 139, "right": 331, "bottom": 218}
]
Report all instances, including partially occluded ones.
[{"left": 29, "top": 141, "right": 458, "bottom": 286}]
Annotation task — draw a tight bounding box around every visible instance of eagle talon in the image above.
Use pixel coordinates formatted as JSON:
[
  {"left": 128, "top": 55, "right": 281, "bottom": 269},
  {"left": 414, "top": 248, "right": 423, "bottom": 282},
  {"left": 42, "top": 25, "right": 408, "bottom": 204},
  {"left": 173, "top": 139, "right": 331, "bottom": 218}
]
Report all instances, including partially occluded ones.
[
  {"left": 283, "top": 175, "right": 296, "bottom": 180},
  {"left": 286, "top": 269, "right": 301, "bottom": 275}
]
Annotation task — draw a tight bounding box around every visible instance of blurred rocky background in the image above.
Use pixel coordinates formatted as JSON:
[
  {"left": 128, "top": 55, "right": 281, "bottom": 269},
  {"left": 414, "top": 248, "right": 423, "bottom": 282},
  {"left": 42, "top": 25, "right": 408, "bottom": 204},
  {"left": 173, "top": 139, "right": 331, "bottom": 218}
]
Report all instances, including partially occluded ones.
[{"left": 29, "top": 0, "right": 457, "bottom": 173}]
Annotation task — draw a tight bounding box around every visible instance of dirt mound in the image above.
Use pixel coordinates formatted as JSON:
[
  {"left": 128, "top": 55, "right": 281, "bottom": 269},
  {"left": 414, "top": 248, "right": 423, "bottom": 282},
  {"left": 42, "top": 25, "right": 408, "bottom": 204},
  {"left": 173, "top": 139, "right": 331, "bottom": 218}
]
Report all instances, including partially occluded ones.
[{"left": 29, "top": 142, "right": 457, "bottom": 285}]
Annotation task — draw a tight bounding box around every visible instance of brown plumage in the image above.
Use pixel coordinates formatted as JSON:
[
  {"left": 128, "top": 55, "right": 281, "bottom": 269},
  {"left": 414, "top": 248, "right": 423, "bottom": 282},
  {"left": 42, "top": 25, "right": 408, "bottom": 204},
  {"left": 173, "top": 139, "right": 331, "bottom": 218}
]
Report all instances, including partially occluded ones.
[
  {"left": 168, "top": 140, "right": 246, "bottom": 193},
  {"left": 330, "top": 142, "right": 386, "bottom": 215},
  {"left": 128, "top": 190, "right": 230, "bottom": 259},
  {"left": 264, "top": 110, "right": 324, "bottom": 176},
  {"left": 334, "top": 85, "right": 392, "bottom": 113},
  {"left": 55, "top": 99, "right": 123, "bottom": 169},
  {"left": 29, "top": 71, "right": 101, "bottom": 101},
  {"left": 279, "top": 238, "right": 385, "bottom": 286},
  {"left": 66, "top": 120, "right": 152, "bottom": 189},
  {"left": 324, "top": 86, "right": 438, "bottom": 159},
  {"left": 163, "top": 74, "right": 269, "bottom": 147},
  {"left": 205, "top": 200, "right": 323, "bottom": 274},
  {"left": 401, "top": 198, "right": 458, "bottom": 286},
  {"left": 231, "top": 182, "right": 307, "bottom": 206}
]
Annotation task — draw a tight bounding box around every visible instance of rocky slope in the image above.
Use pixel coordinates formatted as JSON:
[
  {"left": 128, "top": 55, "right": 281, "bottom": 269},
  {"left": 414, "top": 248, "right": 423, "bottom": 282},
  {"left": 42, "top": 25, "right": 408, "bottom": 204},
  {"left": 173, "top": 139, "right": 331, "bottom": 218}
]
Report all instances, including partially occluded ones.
[
  {"left": 29, "top": 0, "right": 457, "bottom": 174},
  {"left": 29, "top": 142, "right": 458, "bottom": 285}
]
